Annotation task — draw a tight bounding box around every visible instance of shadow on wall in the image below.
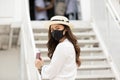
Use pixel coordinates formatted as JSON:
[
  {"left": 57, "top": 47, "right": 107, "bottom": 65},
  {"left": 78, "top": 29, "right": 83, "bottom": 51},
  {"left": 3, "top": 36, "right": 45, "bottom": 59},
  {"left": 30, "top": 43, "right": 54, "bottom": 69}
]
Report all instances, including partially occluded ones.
[{"left": 29, "top": 0, "right": 81, "bottom": 20}]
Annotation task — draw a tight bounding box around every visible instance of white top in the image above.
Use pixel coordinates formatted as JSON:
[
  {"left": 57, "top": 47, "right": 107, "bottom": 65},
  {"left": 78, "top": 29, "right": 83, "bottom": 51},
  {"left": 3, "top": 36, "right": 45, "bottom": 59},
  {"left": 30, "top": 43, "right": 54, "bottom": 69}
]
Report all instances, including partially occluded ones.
[
  {"left": 41, "top": 39, "right": 77, "bottom": 80},
  {"left": 35, "top": 0, "right": 48, "bottom": 20}
]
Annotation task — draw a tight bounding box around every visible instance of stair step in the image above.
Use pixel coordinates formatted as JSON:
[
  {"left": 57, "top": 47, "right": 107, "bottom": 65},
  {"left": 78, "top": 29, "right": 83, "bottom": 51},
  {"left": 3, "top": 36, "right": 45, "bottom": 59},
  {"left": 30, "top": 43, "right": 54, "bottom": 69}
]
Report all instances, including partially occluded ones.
[
  {"left": 33, "top": 26, "right": 93, "bottom": 33},
  {"left": 42, "top": 74, "right": 115, "bottom": 80},
  {"left": 41, "top": 56, "right": 106, "bottom": 61},
  {"left": 78, "top": 56, "right": 106, "bottom": 61},
  {"left": 38, "top": 48, "right": 102, "bottom": 53},
  {"left": 31, "top": 20, "right": 91, "bottom": 29},
  {"left": 35, "top": 40, "right": 99, "bottom": 46},
  {"left": 0, "top": 18, "right": 13, "bottom": 25},
  {"left": 79, "top": 65, "right": 111, "bottom": 70},
  {"left": 34, "top": 32, "right": 96, "bottom": 40},
  {"left": 34, "top": 32, "right": 95, "bottom": 36},
  {"left": 76, "top": 74, "right": 115, "bottom": 80},
  {"left": 81, "top": 48, "right": 102, "bottom": 52},
  {"left": 34, "top": 32, "right": 96, "bottom": 39},
  {"left": 0, "top": 25, "right": 10, "bottom": 34},
  {"left": 33, "top": 28, "right": 93, "bottom": 32}
]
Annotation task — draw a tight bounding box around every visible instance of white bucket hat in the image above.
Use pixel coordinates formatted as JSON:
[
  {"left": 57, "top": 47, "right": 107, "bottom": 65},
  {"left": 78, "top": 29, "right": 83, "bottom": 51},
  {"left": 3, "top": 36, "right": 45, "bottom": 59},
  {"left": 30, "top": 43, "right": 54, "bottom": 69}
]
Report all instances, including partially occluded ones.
[{"left": 48, "top": 16, "right": 73, "bottom": 29}]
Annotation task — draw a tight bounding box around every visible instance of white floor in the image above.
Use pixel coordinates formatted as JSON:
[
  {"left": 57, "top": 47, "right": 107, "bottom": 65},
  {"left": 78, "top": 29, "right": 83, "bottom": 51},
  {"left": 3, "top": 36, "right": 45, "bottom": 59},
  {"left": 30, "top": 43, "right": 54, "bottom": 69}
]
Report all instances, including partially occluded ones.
[{"left": 0, "top": 47, "right": 20, "bottom": 80}]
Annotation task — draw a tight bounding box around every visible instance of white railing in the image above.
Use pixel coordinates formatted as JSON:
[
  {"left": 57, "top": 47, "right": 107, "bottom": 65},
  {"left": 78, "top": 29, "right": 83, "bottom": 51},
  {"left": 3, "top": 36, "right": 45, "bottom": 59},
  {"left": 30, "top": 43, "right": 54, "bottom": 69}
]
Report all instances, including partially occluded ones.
[
  {"left": 91, "top": 0, "right": 120, "bottom": 79},
  {"left": 20, "top": 0, "right": 40, "bottom": 80},
  {"left": 91, "top": 22, "right": 120, "bottom": 80},
  {"left": 107, "top": 0, "right": 120, "bottom": 8},
  {"left": 106, "top": 0, "right": 120, "bottom": 28},
  {"left": 105, "top": 1, "right": 120, "bottom": 79}
]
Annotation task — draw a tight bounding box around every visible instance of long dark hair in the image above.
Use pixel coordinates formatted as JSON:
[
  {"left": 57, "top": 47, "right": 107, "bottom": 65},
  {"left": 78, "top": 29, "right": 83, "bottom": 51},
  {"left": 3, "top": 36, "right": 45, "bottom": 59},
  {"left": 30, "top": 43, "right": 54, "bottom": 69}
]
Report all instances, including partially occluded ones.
[{"left": 47, "top": 24, "right": 81, "bottom": 67}]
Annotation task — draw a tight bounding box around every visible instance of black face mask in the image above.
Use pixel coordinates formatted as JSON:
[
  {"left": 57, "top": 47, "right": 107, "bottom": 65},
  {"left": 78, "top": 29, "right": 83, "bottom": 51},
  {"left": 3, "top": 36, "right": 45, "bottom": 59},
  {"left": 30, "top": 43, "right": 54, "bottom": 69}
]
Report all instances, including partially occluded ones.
[{"left": 51, "top": 29, "right": 64, "bottom": 41}]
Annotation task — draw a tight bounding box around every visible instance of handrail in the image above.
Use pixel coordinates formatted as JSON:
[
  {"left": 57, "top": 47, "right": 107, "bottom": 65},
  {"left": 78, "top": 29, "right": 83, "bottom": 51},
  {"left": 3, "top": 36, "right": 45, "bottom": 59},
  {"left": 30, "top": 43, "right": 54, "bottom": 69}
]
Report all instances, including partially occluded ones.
[
  {"left": 106, "top": 0, "right": 120, "bottom": 28},
  {"left": 20, "top": 0, "right": 40, "bottom": 80},
  {"left": 91, "top": 22, "right": 120, "bottom": 80},
  {"left": 91, "top": 0, "right": 120, "bottom": 79},
  {"left": 105, "top": 1, "right": 120, "bottom": 79}
]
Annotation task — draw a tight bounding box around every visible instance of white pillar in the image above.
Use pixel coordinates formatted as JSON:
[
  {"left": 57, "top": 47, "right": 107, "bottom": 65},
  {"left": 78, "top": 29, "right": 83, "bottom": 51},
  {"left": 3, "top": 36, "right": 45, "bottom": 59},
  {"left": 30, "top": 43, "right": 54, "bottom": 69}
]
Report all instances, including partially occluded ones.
[{"left": 80, "top": 0, "right": 91, "bottom": 21}]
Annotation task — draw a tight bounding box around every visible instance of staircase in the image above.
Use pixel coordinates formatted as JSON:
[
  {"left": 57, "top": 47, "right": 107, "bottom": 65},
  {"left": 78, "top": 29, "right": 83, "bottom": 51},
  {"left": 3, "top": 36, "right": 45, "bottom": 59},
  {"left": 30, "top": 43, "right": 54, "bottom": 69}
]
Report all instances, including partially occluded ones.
[
  {"left": 0, "top": 23, "right": 20, "bottom": 49},
  {"left": 32, "top": 21, "right": 117, "bottom": 80}
]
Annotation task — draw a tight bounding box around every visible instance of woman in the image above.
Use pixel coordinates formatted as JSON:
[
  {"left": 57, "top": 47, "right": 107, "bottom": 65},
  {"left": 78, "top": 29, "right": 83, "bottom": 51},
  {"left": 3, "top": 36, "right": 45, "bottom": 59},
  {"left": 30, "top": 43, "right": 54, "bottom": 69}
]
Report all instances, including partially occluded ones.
[{"left": 35, "top": 16, "right": 81, "bottom": 80}]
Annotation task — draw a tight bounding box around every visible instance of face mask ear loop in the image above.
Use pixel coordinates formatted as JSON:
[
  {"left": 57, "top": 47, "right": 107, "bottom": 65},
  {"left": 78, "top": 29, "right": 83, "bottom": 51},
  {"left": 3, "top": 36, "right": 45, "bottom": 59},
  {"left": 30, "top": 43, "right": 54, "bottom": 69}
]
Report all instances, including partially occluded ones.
[{"left": 63, "top": 27, "right": 66, "bottom": 36}]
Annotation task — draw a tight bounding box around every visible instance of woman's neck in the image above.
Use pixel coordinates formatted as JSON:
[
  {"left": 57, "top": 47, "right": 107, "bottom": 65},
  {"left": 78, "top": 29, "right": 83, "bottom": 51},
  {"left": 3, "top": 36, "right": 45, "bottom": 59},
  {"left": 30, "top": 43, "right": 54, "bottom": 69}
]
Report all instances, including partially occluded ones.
[{"left": 59, "top": 36, "right": 66, "bottom": 43}]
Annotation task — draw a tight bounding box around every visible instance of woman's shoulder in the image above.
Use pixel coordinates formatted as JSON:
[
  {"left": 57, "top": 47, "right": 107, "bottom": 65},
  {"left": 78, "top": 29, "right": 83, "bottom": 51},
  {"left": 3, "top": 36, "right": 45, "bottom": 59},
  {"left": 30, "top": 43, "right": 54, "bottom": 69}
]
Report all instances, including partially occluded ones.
[
  {"left": 57, "top": 39, "right": 73, "bottom": 48},
  {"left": 56, "top": 39, "right": 75, "bottom": 56}
]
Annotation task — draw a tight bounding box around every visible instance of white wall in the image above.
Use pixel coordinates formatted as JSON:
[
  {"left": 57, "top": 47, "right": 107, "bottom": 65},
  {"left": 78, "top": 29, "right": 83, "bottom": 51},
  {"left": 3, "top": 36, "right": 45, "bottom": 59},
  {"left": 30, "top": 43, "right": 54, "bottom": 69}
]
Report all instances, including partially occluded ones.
[
  {"left": 13, "top": 0, "right": 22, "bottom": 22},
  {"left": 0, "top": 0, "right": 22, "bottom": 22},
  {"left": 0, "top": 0, "right": 14, "bottom": 18},
  {"left": 91, "top": 0, "right": 120, "bottom": 75}
]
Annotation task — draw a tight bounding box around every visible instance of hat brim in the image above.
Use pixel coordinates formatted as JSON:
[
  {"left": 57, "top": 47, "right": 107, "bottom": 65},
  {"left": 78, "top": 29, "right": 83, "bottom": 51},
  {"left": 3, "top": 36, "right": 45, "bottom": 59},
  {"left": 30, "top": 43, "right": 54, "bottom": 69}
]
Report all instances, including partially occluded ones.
[{"left": 46, "top": 21, "right": 73, "bottom": 29}]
